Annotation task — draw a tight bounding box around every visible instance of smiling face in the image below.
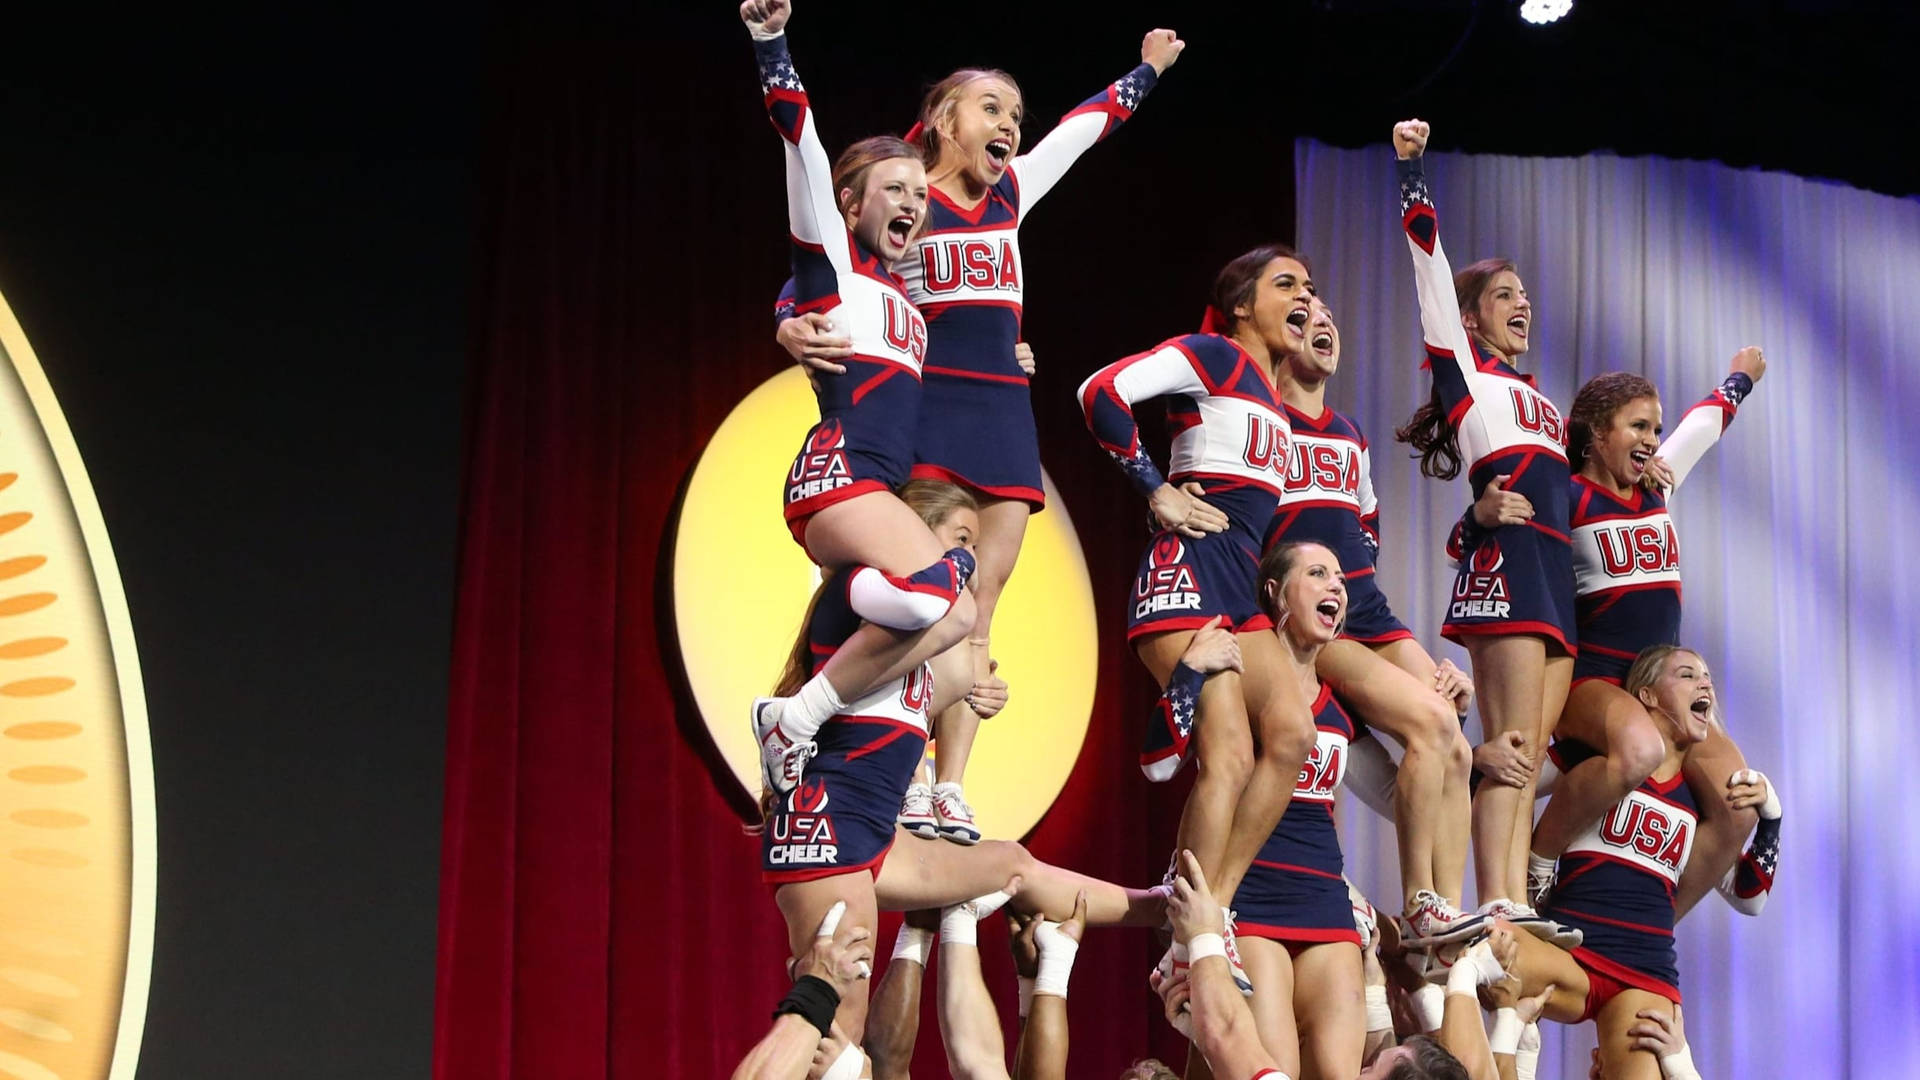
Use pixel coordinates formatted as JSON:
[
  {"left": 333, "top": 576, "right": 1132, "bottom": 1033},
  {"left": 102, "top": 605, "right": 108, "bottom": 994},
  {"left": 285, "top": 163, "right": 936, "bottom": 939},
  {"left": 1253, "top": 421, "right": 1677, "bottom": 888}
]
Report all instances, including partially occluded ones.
[
  {"left": 1589, "top": 395, "right": 1663, "bottom": 489},
  {"left": 1283, "top": 295, "right": 1340, "bottom": 382},
  {"left": 1636, "top": 649, "right": 1715, "bottom": 746},
  {"left": 1464, "top": 269, "right": 1532, "bottom": 360},
  {"left": 1263, "top": 542, "right": 1346, "bottom": 647},
  {"left": 1233, "top": 256, "right": 1318, "bottom": 361},
  {"left": 841, "top": 156, "right": 928, "bottom": 266},
  {"left": 932, "top": 76, "right": 1024, "bottom": 189}
]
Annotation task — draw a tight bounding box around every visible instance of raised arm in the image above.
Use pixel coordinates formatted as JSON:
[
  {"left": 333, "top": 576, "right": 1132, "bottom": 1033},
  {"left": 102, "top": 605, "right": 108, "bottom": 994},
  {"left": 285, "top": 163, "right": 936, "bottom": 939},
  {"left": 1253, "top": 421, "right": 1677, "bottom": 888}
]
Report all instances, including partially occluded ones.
[
  {"left": 1713, "top": 768, "right": 1782, "bottom": 916},
  {"left": 1011, "top": 29, "right": 1181, "bottom": 209},
  {"left": 1393, "top": 120, "right": 1482, "bottom": 386},
  {"left": 938, "top": 887, "right": 1017, "bottom": 1080},
  {"left": 1654, "top": 346, "right": 1765, "bottom": 492},
  {"left": 1011, "top": 894, "right": 1086, "bottom": 1080},
  {"left": 1158, "top": 852, "right": 1292, "bottom": 1080},
  {"left": 744, "top": 1, "right": 851, "bottom": 275}
]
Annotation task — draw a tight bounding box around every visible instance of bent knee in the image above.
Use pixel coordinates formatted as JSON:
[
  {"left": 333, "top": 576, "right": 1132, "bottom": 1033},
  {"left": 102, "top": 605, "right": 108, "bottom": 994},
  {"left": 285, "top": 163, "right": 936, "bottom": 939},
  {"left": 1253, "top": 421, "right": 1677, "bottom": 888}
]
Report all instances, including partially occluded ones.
[
  {"left": 1193, "top": 731, "right": 1256, "bottom": 787},
  {"left": 1255, "top": 706, "right": 1316, "bottom": 765},
  {"left": 1401, "top": 698, "right": 1466, "bottom": 756},
  {"left": 1612, "top": 720, "right": 1667, "bottom": 783},
  {"left": 982, "top": 838, "right": 1036, "bottom": 877}
]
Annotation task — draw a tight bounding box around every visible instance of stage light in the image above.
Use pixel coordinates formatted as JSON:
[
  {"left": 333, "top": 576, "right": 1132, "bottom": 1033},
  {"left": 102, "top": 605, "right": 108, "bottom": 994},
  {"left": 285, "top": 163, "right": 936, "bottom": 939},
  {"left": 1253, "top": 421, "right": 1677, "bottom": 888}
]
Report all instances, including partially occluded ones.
[{"left": 1519, "top": 0, "right": 1572, "bottom": 25}]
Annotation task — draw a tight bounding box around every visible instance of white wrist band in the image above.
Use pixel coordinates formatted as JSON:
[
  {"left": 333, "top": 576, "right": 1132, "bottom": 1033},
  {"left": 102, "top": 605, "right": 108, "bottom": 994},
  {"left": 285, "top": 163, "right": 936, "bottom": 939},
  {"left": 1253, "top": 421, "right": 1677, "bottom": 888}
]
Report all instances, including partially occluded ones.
[
  {"left": 1489, "top": 1007, "right": 1523, "bottom": 1054},
  {"left": 1411, "top": 983, "right": 1445, "bottom": 1033},
  {"left": 1033, "top": 920, "right": 1079, "bottom": 999},
  {"left": 1187, "top": 933, "right": 1227, "bottom": 964},
  {"left": 891, "top": 924, "right": 934, "bottom": 967},
  {"left": 1364, "top": 984, "right": 1391, "bottom": 1033},
  {"left": 1659, "top": 1045, "right": 1701, "bottom": 1080}
]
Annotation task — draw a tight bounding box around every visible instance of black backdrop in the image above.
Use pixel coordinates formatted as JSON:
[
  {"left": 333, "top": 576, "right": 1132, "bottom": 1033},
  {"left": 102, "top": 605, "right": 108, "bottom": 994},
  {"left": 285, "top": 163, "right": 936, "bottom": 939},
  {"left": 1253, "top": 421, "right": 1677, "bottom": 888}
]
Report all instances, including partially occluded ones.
[{"left": 0, "top": 1, "right": 1909, "bottom": 1076}]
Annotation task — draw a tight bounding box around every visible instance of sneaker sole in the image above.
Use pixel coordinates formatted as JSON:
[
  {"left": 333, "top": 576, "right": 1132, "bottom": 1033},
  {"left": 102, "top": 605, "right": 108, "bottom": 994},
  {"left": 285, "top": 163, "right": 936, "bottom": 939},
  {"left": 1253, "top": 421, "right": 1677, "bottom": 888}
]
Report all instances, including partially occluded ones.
[
  {"left": 900, "top": 821, "right": 940, "bottom": 840},
  {"left": 936, "top": 826, "right": 981, "bottom": 845},
  {"left": 750, "top": 698, "right": 786, "bottom": 794}
]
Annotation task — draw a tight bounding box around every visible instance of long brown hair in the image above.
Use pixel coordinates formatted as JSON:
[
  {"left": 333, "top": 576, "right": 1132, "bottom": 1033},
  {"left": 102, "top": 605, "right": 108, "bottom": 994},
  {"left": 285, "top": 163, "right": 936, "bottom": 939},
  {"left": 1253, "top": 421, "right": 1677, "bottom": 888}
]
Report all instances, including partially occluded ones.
[
  {"left": 1395, "top": 257, "right": 1520, "bottom": 481},
  {"left": 1207, "top": 244, "right": 1308, "bottom": 336},
  {"left": 912, "top": 69, "right": 1023, "bottom": 165},
  {"left": 1567, "top": 371, "right": 1658, "bottom": 466}
]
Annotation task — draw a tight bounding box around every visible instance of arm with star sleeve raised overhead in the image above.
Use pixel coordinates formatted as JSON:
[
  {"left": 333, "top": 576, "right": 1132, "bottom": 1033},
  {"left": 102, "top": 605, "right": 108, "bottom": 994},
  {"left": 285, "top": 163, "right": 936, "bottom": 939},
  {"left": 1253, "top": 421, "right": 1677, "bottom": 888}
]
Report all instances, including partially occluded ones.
[
  {"left": 1655, "top": 346, "right": 1764, "bottom": 492},
  {"left": 1394, "top": 125, "right": 1483, "bottom": 394},
  {"left": 1010, "top": 28, "right": 1181, "bottom": 210},
  {"left": 745, "top": 16, "right": 852, "bottom": 277}
]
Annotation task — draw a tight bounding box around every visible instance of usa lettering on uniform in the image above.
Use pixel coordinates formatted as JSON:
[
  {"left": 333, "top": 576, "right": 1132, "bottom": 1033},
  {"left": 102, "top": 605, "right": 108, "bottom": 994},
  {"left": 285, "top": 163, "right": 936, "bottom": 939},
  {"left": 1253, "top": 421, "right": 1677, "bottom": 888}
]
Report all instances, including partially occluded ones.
[
  {"left": 1596, "top": 521, "right": 1680, "bottom": 576},
  {"left": 921, "top": 238, "right": 1020, "bottom": 294},
  {"left": 1135, "top": 564, "right": 1202, "bottom": 618}
]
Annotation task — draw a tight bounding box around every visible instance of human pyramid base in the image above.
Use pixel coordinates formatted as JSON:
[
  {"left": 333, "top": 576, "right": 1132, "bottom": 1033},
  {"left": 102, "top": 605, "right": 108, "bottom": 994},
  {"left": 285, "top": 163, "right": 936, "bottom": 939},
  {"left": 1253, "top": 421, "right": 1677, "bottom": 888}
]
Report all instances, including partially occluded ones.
[{"left": 730, "top": 3, "right": 1783, "bottom": 1078}]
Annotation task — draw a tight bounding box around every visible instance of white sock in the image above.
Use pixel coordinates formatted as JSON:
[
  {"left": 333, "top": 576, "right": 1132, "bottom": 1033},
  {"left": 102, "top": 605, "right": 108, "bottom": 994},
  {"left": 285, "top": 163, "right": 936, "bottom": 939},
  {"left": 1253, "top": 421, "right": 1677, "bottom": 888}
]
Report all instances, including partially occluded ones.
[
  {"left": 785, "top": 671, "right": 846, "bottom": 740},
  {"left": 1032, "top": 921, "right": 1080, "bottom": 999},
  {"left": 1527, "top": 850, "right": 1557, "bottom": 881},
  {"left": 891, "top": 923, "right": 935, "bottom": 967}
]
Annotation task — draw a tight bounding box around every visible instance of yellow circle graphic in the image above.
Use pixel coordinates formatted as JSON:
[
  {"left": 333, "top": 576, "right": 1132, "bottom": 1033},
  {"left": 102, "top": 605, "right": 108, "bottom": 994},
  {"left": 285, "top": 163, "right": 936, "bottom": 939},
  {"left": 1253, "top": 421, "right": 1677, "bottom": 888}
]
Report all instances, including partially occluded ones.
[
  {"left": 672, "top": 367, "right": 1097, "bottom": 841},
  {"left": 0, "top": 287, "right": 155, "bottom": 1080}
]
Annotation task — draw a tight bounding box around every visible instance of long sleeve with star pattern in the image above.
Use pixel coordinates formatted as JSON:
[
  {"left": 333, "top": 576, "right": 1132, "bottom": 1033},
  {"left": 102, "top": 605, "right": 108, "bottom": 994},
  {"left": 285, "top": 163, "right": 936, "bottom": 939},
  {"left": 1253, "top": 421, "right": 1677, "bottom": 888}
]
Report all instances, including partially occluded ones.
[
  {"left": 752, "top": 33, "right": 851, "bottom": 277},
  {"left": 1010, "top": 64, "right": 1159, "bottom": 212}
]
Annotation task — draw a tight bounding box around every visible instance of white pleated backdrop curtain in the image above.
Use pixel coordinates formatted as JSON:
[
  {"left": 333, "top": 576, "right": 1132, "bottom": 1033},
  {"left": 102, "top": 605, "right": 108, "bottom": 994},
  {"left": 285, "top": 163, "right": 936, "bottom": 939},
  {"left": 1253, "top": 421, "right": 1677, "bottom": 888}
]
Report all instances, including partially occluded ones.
[{"left": 1296, "top": 140, "right": 1920, "bottom": 1079}]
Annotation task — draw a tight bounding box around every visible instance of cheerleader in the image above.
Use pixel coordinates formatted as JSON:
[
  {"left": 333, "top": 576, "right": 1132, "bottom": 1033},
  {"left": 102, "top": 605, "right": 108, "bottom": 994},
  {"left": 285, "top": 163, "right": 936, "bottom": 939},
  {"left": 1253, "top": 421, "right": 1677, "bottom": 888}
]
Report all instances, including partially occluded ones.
[
  {"left": 756, "top": 478, "right": 1166, "bottom": 1049},
  {"left": 1496, "top": 356, "right": 1768, "bottom": 913},
  {"left": 1266, "top": 297, "right": 1479, "bottom": 943},
  {"left": 742, "top": 0, "right": 979, "bottom": 800},
  {"left": 1227, "top": 541, "right": 1365, "bottom": 1079},
  {"left": 1479, "top": 645, "right": 1784, "bottom": 1080},
  {"left": 1078, "top": 245, "right": 1321, "bottom": 990},
  {"left": 1391, "top": 119, "right": 1574, "bottom": 926},
  {"left": 778, "top": 27, "right": 1185, "bottom": 838}
]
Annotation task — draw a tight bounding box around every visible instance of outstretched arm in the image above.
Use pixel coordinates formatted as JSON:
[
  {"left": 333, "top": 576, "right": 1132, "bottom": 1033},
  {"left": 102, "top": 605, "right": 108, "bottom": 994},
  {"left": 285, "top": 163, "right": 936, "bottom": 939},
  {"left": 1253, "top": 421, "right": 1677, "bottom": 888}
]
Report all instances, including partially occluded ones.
[
  {"left": 1157, "top": 851, "right": 1291, "bottom": 1080},
  {"left": 1012, "top": 29, "right": 1181, "bottom": 209},
  {"left": 1012, "top": 893, "right": 1087, "bottom": 1080},
  {"left": 1393, "top": 120, "right": 1483, "bottom": 386},
  {"left": 743, "top": 1, "right": 850, "bottom": 276},
  {"left": 1652, "top": 347, "right": 1765, "bottom": 492},
  {"left": 938, "top": 887, "right": 1017, "bottom": 1080}
]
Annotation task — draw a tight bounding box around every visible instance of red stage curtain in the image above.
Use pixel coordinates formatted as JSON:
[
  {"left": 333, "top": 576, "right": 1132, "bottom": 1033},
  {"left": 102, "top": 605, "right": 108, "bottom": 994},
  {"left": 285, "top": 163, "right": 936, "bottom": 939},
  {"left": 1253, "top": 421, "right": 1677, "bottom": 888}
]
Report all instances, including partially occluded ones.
[{"left": 436, "top": 13, "right": 1294, "bottom": 1077}]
